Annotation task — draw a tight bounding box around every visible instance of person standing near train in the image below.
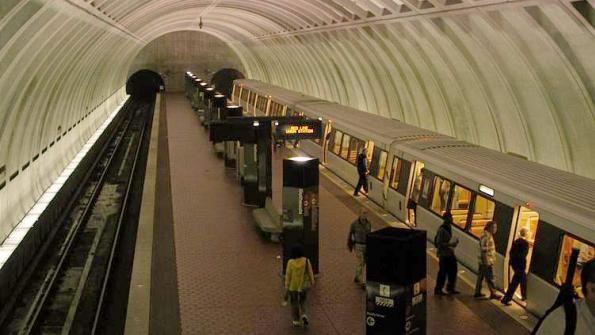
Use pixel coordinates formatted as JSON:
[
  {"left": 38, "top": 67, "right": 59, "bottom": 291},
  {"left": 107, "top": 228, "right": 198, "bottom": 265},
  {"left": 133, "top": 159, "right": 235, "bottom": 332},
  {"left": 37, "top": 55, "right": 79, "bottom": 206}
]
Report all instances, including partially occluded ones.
[
  {"left": 534, "top": 258, "right": 595, "bottom": 335},
  {"left": 501, "top": 228, "right": 530, "bottom": 305},
  {"left": 348, "top": 208, "right": 371, "bottom": 288},
  {"left": 353, "top": 147, "right": 369, "bottom": 196},
  {"left": 434, "top": 212, "right": 460, "bottom": 296},
  {"left": 474, "top": 221, "right": 502, "bottom": 300}
]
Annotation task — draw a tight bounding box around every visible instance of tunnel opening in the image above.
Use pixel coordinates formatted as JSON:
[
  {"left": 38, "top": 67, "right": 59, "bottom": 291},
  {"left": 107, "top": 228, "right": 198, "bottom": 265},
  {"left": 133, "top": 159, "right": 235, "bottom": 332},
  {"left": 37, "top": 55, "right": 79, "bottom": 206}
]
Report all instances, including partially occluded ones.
[
  {"left": 126, "top": 69, "right": 164, "bottom": 100},
  {"left": 211, "top": 68, "right": 245, "bottom": 98}
]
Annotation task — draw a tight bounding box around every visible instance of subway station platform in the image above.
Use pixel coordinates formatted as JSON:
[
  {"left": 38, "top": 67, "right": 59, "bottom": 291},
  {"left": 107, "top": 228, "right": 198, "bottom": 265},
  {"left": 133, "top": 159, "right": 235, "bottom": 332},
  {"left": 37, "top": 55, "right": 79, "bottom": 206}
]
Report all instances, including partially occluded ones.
[{"left": 126, "top": 93, "right": 535, "bottom": 334}]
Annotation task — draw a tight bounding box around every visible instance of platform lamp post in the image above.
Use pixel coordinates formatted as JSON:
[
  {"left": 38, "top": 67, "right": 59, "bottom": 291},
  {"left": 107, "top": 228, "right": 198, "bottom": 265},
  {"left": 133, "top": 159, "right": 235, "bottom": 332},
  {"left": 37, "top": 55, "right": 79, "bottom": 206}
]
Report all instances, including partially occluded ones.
[
  {"left": 282, "top": 157, "right": 320, "bottom": 275},
  {"left": 204, "top": 86, "right": 215, "bottom": 124},
  {"left": 192, "top": 78, "right": 203, "bottom": 111},
  {"left": 211, "top": 93, "right": 227, "bottom": 156},
  {"left": 223, "top": 105, "right": 242, "bottom": 168},
  {"left": 185, "top": 72, "right": 195, "bottom": 99},
  {"left": 198, "top": 82, "right": 209, "bottom": 120}
]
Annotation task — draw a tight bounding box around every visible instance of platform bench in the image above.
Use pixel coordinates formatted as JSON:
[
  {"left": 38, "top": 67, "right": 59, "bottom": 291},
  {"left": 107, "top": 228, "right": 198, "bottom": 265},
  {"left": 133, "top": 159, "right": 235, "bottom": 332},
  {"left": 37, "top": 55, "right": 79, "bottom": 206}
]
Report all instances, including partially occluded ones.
[{"left": 252, "top": 198, "right": 282, "bottom": 242}]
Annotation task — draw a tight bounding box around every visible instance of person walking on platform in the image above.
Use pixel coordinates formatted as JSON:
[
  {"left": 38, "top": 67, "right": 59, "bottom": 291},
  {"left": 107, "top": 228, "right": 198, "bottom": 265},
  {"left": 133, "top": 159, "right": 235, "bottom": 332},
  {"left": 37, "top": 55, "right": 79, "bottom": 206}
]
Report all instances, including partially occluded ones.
[
  {"left": 285, "top": 245, "right": 315, "bottom": 328},
  {"left": 534, "top": 258, "right": 595, "bottom": 335},
  {"left": 348, "top": 208, "right": 371, "bottom": 288},
  {"left": 353, "top": 148, "right": 369, "bottom": 196},
  {"left": 434, "top": 212, "right": 460, "bottom": 296},
  {"left": 501, "top": 228, "right": 530, "bottom": 305},
  {"left": 474, "top": 221, "right": 502, "bottom": 300}
]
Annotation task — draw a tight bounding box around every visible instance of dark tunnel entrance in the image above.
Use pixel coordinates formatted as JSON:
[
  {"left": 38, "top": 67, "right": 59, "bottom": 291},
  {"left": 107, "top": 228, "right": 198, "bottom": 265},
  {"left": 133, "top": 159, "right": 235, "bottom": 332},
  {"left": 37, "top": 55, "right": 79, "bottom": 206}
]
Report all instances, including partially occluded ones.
[
  {"left": 211, "top": 68, "right": 245, "bottom": 98},
  {"left": 126, "top": 69, "right": 165, "bottom": 100}
]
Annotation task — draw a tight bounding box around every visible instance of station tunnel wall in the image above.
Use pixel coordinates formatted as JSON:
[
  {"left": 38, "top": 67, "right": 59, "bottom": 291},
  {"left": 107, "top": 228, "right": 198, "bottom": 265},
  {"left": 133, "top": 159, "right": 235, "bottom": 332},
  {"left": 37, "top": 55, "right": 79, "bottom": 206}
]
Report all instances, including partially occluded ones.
[{"left": 129, "top": 31, "right": 245, "bottom": 93}]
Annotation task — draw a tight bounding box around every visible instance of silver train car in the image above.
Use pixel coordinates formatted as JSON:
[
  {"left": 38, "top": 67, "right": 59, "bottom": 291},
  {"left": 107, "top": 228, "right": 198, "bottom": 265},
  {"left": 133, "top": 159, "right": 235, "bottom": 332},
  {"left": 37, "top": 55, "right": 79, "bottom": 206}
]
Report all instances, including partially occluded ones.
[{"left": 231, "top": 79, "right": 595, "bottom": 317}]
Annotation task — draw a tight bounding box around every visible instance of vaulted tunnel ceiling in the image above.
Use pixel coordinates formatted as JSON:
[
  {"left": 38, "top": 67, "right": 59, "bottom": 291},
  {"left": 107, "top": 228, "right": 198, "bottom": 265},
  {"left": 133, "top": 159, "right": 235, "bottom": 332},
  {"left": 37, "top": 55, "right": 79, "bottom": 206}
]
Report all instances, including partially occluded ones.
[{"left": 0, "top": 0, "right": 594, "bottom": 242}]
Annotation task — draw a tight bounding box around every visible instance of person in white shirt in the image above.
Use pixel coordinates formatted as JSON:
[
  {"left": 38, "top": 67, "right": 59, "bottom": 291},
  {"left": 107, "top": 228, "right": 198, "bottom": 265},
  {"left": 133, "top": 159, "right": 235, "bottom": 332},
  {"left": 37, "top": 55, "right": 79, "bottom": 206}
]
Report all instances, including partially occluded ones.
[{"left": 535, "top": 258, "right": 594, "bottom": 335}]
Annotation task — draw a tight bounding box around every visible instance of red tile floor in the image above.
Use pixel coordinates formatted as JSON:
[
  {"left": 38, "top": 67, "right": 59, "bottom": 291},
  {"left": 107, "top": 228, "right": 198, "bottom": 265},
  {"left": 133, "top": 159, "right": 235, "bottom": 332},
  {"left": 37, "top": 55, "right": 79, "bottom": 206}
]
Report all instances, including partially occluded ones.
[{"left": 158, "top": 93, "right": 529, "bottom": 334}]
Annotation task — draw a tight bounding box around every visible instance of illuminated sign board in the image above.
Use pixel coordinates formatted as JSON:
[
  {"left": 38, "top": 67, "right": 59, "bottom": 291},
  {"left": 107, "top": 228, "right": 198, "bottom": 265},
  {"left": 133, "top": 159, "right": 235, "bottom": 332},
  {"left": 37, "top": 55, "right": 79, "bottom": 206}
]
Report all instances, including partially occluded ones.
[{"left": 275, "top": 119, "right": 321, "bottom": 140}]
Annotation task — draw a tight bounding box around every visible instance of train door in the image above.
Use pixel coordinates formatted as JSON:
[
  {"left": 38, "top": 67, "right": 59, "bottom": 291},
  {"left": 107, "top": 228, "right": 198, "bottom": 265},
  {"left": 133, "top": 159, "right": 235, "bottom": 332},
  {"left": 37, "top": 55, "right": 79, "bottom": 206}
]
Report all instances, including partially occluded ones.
[
  {"left": 321, "top": 121, "right": 332, "bottom": 164},
  {"left": 506, "top": 206, "right": 540, "bottom": 301},
  {"left": 406, "top": 161, "right": 425, "bottom": 226}
]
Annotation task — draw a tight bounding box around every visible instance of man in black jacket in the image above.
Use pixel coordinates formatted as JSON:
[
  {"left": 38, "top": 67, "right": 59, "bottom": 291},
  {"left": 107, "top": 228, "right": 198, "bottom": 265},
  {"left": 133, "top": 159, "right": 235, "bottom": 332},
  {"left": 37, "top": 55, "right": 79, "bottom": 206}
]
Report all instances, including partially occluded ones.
[
  {"left": 434, "top": 212, "right": 460, "bottom": 295},
  {"left": 501, "top": 228, "right": 530, "bottom": 305},
  {"left": 353, "top": 148, "right": 369, "bottom": 196}
]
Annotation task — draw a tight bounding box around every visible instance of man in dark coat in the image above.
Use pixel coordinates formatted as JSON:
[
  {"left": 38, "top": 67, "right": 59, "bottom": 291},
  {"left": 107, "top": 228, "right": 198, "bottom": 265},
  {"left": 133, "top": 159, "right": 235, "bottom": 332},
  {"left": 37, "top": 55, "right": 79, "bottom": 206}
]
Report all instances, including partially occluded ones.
[
  {"left": 434, "top": 212, "right": 460, "bottom": 295},
  {"left": 353, "top": 148, "right": 369, "bottom": 196},
  {"left": 501, "top": 228, "right": 530, "bottom": 305}
]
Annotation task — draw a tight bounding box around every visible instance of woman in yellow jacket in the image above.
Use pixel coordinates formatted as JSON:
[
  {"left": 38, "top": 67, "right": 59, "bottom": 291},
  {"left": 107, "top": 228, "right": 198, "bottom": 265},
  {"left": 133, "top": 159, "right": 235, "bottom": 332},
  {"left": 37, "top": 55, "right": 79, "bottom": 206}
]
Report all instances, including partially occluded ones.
[{"left": 285, "top": 245, "right": 315, "bottom": 327}]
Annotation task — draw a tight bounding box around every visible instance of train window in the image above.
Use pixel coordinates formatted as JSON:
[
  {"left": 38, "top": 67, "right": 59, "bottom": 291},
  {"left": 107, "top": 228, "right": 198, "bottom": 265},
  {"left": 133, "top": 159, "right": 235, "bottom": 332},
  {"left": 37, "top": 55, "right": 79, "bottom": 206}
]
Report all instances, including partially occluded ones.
[
  {"left": 469, "top": 195, "right": 495, "bottom": 238},
  {"left": 389, "top": 157, "right": 402, "bottom": 190},
  {"left": 250, "top": 92, "right": 257, "bottom": 107},
  {"left": 555, "top": 236, "right": 594, "bottom": 297},
  {"left": 377, "top": 151, "right": 388, "bottom": 180},
  {"left": 369, "top": 147, "right": 381, "bottom": 177},
  {"left": 332, "top": 130, "right": 343, "bottom": 155},
  {"left": 347, "top": 137, "right": 363, "bottom": 164},
  {"left": 369, "top": 148, "right": 388, "bottom": 180},
  {"left": 410, "top": 162, "right": 425, "bottom": 203},
  {"left": 430, "top": 176, "right": 451, "bottom": 216},
  {"left": 396, "top": 159, "right": 411, "bottom": 196},
  {"left": 327, "top": 130, "right": 336, "bottom": 153},
  {"left": 450, "top": 185, "right": 471, "bottom": 230},
  {"left": 340, "top": 134, "right": 351, "bottom": 160},
  {"left": 418, "top": 169, "right": 433, "bottom": 209},
  {"left": 256, "top": 96, "right": 267, "bottom": 113}
]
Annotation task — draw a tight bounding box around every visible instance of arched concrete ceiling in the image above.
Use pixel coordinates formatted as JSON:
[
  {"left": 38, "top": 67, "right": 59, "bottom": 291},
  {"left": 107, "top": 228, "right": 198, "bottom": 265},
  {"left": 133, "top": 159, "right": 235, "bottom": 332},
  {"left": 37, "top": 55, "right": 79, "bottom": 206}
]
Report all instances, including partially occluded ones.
[{"left": 0, "top": 0, "right": 594, "bottom": 242}]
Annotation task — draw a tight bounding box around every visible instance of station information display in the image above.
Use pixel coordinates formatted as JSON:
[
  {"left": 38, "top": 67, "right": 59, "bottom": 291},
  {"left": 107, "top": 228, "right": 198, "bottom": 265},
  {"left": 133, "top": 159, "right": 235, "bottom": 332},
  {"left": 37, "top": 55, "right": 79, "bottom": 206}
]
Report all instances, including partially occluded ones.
[{"left": 275, "top": 119, "right": 321, "bottom": 140}]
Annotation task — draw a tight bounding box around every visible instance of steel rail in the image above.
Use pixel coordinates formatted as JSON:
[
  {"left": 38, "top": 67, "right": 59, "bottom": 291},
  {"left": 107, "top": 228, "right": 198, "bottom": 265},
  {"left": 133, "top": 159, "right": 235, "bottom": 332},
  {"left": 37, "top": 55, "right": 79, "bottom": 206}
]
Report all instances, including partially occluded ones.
[
  {"left": 91, "top": 105, "right": 151, "bottom": 334},
  {"left": 19, "top": 107, "right": 136, "bottom": 335}
]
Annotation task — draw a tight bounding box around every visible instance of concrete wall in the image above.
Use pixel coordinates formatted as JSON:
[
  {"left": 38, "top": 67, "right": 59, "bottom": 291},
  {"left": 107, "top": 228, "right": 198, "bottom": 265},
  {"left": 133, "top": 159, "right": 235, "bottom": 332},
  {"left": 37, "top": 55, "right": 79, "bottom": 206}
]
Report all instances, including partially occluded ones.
[{"left": 130, "top": 31, "right": 244, "bottom": 92}]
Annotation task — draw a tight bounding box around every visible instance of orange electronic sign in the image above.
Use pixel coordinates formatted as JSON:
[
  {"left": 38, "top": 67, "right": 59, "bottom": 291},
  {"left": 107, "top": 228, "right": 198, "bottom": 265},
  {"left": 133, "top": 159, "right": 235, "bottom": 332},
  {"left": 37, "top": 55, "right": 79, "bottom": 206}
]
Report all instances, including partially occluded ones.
[{"left": 275, "top": 120, "right": 321, "bottom": 140}]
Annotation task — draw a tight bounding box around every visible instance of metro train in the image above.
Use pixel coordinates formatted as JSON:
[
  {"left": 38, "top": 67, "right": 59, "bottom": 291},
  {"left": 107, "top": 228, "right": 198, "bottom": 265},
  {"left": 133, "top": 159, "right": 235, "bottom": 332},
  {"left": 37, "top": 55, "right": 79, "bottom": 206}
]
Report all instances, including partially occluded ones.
[{"left": 230, "top": 79, "right": 595, "bottom": 317}]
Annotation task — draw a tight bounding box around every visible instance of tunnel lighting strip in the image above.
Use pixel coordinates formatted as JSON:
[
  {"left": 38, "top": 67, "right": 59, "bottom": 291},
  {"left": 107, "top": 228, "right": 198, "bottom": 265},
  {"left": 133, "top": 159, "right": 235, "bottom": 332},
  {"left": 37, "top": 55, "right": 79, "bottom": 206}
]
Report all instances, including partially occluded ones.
[{"left": 0, "top": 97, "right": 129, "bottom": 269}]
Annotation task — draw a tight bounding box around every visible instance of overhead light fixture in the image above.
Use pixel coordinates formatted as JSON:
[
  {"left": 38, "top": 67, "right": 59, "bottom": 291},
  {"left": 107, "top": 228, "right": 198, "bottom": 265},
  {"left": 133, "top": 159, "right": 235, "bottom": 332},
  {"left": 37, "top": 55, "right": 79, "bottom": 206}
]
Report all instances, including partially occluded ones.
[{"left": 253, "top": 121, "right": 260, "bottom": 127}]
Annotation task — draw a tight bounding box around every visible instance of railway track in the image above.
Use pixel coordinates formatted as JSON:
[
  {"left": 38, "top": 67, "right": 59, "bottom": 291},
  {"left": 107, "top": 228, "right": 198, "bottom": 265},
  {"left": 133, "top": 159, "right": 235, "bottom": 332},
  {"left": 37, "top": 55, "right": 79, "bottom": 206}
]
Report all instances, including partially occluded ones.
[{"left": 1, "top": 99, "right": 153, "bottom": 335}]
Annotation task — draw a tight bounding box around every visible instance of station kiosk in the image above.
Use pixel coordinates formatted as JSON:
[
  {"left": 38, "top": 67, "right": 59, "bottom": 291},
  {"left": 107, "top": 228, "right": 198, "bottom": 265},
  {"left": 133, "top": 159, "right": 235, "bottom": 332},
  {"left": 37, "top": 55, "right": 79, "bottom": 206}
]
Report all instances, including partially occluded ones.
[
  {"left": 281, "top": 157, "right": 320, "bottom": 274},
  {"left": 365, "top": 227, "right": 427, "bottom": 335}
]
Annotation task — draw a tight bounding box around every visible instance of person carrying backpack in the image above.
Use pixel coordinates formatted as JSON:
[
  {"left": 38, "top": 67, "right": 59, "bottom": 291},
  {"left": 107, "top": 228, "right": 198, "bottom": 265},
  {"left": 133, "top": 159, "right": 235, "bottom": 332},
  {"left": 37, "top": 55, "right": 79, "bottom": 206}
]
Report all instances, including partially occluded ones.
[
  {"left": 434, "top": 212, "right": 460, "bottom": 295},
  {"left": 285, "top": 245, "right": 315, "bottom": 328},
  {"left": 533, "top": 257, "right": 594, "bottom": 335}
]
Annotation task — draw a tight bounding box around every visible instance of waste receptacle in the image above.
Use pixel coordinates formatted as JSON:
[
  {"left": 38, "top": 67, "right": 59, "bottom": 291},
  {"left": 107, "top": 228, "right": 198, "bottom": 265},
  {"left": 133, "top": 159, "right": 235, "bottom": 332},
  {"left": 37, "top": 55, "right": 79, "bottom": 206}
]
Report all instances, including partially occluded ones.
[{"left": 366, "top": 227, "right": 426, "bottom": 335}]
